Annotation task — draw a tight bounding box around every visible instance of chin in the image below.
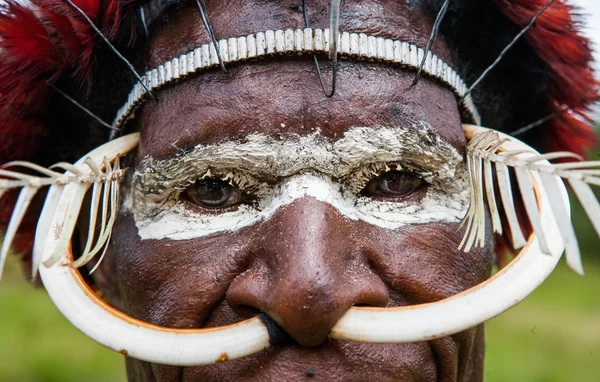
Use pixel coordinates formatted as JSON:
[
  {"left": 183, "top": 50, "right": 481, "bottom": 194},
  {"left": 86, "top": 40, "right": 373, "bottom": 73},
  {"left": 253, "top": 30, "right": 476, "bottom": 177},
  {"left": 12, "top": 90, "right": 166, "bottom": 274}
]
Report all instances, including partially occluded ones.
[
  {"left": 127, "top": 340, "right": 440, "bottom": 381},
  {"left": 184, "top": 341, "right": 437, "bottom": 381}
]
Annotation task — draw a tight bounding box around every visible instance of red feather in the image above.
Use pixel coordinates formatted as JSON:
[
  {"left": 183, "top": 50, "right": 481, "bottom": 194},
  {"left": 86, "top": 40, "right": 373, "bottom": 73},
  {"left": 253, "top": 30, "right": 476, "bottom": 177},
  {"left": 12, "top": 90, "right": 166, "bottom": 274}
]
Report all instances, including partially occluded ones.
[
  {"left": 0, "top": 0, "right": 144, "bottom": 157},
  {"left": 493, "top": 0, "right": 599, "bottom": 156},
  {"left": 0, "top": 3, "right": 61, "bottom": 112}
]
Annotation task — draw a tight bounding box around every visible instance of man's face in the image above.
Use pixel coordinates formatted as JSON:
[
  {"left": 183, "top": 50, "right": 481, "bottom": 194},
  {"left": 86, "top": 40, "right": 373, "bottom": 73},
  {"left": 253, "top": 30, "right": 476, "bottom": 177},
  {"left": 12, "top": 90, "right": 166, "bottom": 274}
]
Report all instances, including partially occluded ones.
[{"left": 99, "top": 0, "right": 494, "bottom": 380}]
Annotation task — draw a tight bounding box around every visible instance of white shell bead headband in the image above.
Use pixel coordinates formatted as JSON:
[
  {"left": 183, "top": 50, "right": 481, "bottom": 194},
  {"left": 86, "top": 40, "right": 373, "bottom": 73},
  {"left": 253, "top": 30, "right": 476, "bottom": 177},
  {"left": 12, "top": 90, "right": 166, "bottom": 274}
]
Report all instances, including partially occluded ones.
[{"left": 112, "top": 28, "right": 481, "bottom": 130}]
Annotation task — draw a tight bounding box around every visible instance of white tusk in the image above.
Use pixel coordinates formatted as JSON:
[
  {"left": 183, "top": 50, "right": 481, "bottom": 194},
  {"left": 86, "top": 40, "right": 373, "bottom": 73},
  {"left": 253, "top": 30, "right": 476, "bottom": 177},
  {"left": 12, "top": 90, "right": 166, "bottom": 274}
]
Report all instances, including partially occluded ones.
[
  {"left": 41, "top": 135, "right": 137, "bottom": 269},
  {"left": 39, "top": 133, "right": 271, "bottom": 365},
  {"left": 40, "top": 251, "right": 270, "bottom": 365}
]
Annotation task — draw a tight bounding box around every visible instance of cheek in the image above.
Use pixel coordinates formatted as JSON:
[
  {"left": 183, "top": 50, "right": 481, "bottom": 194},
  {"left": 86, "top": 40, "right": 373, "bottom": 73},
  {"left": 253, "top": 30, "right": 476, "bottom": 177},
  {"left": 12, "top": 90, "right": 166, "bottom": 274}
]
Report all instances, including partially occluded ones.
[
  {"left": 108, "top": 212, "right": 254, "bottom": 326},
  {"left": 107, "top": 210, "right": 490, "bottom": 381},
  {"left": 365, "top": 222, "right": 495, "bottom": 304},
  {"left": 110, "top": 211, "right": 494, "bottom": 325}
]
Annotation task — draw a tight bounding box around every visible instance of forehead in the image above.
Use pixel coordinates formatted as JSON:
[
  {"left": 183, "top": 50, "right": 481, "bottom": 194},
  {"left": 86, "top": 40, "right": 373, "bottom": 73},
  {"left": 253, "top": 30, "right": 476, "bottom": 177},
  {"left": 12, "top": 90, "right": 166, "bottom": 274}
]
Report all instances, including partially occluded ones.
[
  {"left": 135, "top": 0, "right": 465, "bottom": 160},
  {"left": 146, "top": 0, "right": 452, "bottom": 66}
]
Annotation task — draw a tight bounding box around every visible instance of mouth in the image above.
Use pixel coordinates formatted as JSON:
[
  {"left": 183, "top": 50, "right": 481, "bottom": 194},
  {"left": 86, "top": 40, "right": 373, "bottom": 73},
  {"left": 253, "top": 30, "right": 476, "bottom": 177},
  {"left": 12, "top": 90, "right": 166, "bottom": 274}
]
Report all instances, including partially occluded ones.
[
  {"left": 166, "top": 301, "right": 438, "bottom": 381},
  {"left": 176, "top": 338, "right": 439, "bottom": 382},
  {"left": 158, "top": 295, "right": 451, "bottom": 382}
]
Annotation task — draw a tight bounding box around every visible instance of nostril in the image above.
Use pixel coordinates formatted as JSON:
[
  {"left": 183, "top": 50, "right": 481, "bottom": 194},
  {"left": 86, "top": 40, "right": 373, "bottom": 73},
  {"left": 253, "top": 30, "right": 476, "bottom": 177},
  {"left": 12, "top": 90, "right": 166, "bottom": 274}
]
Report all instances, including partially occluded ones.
[
  {"left": 234, "top": 304, "right": 262, "bottom": 318},
  {"left": 358, "top": 278, "right": 390, "bottom": 308},
  {"left": 353, "top": 290, "right": 389, "bottom": 308},
  {"left": 258, "top": 313, "right": 296, "bottom": 346},
  {"left": 353, "top": 297, "right": 388, "bottom": 308}
]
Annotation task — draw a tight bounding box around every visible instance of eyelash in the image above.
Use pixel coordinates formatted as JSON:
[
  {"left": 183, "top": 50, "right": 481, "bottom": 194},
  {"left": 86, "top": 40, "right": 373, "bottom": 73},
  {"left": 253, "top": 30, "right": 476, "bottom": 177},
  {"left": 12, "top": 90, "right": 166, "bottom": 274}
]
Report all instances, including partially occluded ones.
[
  {"left": 172, "top": 163, "right": 430, "bottom": 211},
  {"left": 343, "top": 162, "right": 405, "bottom": 195},
  {"left": 178, "top": 170, "right": 256, "bottom": 212}
]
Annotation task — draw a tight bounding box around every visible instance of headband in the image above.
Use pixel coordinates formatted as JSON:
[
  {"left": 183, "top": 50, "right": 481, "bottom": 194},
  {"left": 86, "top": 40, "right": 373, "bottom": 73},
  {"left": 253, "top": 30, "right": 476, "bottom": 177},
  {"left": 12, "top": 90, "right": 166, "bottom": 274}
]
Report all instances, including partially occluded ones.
[{"left": 113, "top": 28, "right": 481, "bottom": 130}]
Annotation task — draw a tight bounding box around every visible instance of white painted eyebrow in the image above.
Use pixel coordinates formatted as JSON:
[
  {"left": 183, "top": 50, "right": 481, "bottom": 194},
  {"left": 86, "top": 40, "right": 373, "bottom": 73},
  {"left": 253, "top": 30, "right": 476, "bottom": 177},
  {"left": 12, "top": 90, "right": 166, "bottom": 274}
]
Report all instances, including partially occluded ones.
[
  {"left": 134, "top": 124, "right": 464, "bottom": 193},
  {"left": 133, "top": 174, "right": 469, "bottom": 241}
]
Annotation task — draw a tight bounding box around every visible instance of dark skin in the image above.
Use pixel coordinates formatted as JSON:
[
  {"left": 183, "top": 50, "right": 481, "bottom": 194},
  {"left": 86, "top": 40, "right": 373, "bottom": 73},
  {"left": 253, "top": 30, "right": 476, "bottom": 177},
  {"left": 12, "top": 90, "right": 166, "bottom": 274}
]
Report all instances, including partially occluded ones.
[{"left": 93, "top": 0, "right": 495, "bottom": 380}]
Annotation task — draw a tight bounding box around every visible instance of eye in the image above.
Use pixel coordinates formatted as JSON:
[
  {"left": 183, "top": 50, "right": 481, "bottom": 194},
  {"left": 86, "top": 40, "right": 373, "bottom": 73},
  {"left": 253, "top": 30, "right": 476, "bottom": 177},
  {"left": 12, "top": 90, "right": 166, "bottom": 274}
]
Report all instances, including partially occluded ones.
[
  {"left": 185, "top": 178, "right": 243, "bottom": 208},
  {"left": 362, "top": 171, "right": 424, "bottom": 199}
]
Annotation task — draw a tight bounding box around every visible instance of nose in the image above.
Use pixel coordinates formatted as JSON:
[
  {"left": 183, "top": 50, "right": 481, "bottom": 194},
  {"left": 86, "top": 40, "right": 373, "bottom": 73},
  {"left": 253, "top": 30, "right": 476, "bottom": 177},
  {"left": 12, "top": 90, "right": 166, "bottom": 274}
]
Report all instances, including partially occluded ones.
[{"left": 226, "top": 197, "right": 389, "bottom": 347}]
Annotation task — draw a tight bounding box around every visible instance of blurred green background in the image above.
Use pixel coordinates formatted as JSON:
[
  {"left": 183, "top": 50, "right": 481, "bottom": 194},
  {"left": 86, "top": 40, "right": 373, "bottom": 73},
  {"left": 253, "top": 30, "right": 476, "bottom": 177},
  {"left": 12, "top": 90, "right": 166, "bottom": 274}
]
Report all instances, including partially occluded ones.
[{"left": 0, "top": 191, "right": 598, "bottom": 382}]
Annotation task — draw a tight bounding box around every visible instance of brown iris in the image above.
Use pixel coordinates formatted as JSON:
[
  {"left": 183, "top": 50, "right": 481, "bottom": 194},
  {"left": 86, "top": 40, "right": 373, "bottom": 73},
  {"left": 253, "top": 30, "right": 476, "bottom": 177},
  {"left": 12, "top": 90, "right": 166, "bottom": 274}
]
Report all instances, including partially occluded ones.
[
  {"left": 185, "top": 178, "right": 243, "bottom": 208},
  {"left": 362, "top": 171, "right": 424, "bottom": 199}
]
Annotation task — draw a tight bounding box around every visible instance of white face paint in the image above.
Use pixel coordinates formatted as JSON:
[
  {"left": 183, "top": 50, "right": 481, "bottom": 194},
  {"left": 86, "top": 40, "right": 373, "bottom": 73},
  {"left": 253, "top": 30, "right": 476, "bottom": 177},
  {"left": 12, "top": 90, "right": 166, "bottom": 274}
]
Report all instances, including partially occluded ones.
[{"left": 128, "top": 124, "right": 469, "bottom": 241}]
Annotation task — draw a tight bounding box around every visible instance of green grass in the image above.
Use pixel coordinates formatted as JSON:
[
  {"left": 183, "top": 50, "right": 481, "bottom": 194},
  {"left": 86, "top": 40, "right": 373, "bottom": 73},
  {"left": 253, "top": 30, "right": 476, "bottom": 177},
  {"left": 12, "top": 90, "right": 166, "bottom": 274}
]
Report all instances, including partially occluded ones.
[
  {"left": 0, "top": 258, "right": 126, "bottom": 382},
  {"left": 485, "top": 262, "right": 600, "bottom": 382}
]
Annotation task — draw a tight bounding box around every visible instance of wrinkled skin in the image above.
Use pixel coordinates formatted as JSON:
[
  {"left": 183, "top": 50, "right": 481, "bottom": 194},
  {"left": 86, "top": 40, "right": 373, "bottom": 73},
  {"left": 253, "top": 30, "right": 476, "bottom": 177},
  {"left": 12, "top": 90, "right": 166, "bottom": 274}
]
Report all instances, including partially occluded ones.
[{"left": 93, "top": 0, "right": 495, "bottom": 380}]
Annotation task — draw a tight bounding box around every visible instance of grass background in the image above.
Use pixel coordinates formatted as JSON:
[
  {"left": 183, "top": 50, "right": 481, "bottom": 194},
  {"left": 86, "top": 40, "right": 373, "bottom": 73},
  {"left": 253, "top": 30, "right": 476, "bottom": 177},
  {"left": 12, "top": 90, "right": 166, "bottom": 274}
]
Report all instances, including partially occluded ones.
[{"left": 0, "top": 194, "right": 598, "bottom": 382}]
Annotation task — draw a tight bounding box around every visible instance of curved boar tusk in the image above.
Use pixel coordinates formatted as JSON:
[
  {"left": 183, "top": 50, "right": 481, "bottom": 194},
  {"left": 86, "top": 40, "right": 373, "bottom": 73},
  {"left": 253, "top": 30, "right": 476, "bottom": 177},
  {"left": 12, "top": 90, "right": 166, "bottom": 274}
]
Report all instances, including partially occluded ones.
[
  {"left": 39, "top": 133, "right": 271, "bottom": 366},
  {"left": 40, "top": 255, "right": 270, "bottom": 365}
]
